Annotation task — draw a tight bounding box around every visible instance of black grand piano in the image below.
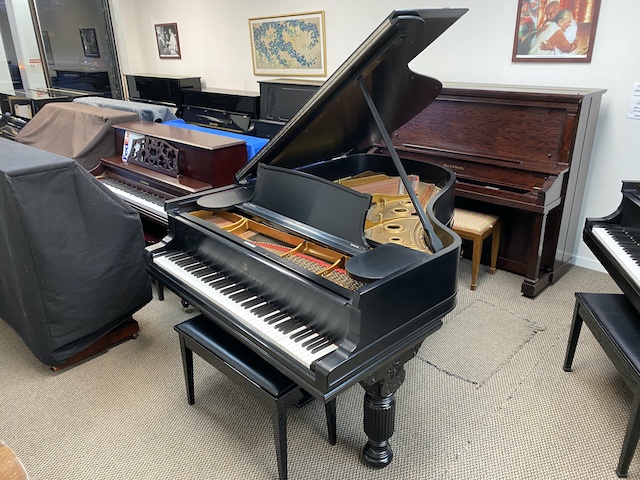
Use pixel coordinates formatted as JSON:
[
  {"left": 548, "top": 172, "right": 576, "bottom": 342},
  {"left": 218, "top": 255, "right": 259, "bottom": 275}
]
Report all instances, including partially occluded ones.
[
  {"left": 146, "top": 9, "right": 466, "bottom": 467},
  {"left": 584, "top": 181, "right": 640, "bottom": 314}
]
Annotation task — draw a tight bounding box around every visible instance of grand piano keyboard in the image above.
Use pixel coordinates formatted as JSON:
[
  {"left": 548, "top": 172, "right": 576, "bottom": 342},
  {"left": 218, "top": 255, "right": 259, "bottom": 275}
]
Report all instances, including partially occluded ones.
[
  {"left": 591, "top": 225, "right": 640, "bottom": 286},
  {"left": 153, "top": 250, "right": 339, "bottom": 368},
  {"left": 101, "top": 177, "right": 168, "bottom": 221}
]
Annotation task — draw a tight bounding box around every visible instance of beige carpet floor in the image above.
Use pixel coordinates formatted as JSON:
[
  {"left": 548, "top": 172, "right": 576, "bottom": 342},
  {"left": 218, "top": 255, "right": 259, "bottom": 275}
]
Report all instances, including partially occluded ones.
[{"left": 0, "top": 258, "right": 635, "bottom": 479}]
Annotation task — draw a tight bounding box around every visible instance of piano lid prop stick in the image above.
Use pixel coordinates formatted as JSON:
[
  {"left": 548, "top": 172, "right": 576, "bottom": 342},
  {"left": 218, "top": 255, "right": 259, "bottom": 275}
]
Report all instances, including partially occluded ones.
[{"left": 357, "top": 77, "right": 443, "bottom": 252}]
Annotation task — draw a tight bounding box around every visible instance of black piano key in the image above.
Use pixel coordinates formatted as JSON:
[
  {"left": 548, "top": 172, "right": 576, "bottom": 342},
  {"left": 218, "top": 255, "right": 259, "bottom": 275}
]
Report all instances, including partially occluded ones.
[
  {"left": 301, "top": 335, "right": 324, "bottom": 348},
  {"left": 185, "top": 263, "right": 206, "bottom": 272},
  {"left": 242, "top": 297, "right": 265, "bottom": 308},
  {"left": 176, "top": 258, "right": 198, "bottom": 267},
  {"left": 219, "top": 284, "right": 244, "bottom": 295},
  {"left": 212, "top": 278, "right": 234, "bottom": 289},
  {"left": 251, "top": 303, "right": 275, "bottom": 315},
  {"left": 278, "top": 319, "right": 302, "bottom": 334},
  {"left": 305, "top": 337, "right": 329, "bottom": 350},
  {"left": 311, "top": 340, "right": 333, "bottom": 354},
  {"left": 165, "top": 251, "right": 187, "bottom": 260},
  {"left": 291, "top": 329, "right": 315, "bottom": 341},
  {"left": 229, "top": 290, "right": 255, "bottom": 301},
  {"left": 193, "top": 268, "right": 214, "bottom": 278},
  {"left": 199, "top": 272, "right": 221, "bottom": 282},
  {"left": 266, "top": 312, "right": 288, "bottom": 324}
]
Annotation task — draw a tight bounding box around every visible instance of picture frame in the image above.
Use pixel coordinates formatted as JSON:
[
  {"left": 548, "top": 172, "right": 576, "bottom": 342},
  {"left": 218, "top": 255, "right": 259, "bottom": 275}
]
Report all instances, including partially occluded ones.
[
  {"left": 512, "top": 0, "right": 601, "bottom": 62},
  {"left": 79, "top": 28, "right": 99, "bottom": 58},
  {"left": 249, "top": 11, "right": 326, "bottom": 76},
  {"left": 42, "top": 31, "right": 54, "bottom": 65},
  {"left": 155, "top": 23, "right": 181, "bottom": 59}
]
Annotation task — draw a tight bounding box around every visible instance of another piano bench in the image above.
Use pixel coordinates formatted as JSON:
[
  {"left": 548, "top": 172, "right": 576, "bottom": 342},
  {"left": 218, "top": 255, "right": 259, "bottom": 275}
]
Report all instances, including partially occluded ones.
[
  {"left": 174, "top": 314, "right": 337, "bottom": 480},
  {"left": 563, "top": 293, "right": 640, "bottom": 478},
  {"left": 452, "top": 208, "right": 501, "bottom": 290}
]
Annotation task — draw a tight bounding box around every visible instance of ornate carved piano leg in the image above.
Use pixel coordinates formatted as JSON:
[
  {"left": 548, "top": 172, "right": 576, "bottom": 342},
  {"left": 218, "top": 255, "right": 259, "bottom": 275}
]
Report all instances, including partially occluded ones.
[{"left": 360, "top": 345, "right": 419, "bottom": 468}]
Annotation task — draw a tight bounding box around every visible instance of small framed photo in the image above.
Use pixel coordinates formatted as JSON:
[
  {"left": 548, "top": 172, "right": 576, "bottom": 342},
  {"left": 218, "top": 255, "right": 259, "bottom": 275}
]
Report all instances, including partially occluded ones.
[
  {"left": 79, "top": 28, "right": 99, "bottom": 58},
  {"left": 249, "top": 11, "right": 326, "bottom": 76},
  {"left": 512, "top": 0, "right": 601, "bottom": 62},
  {"left": 155, "top": 23, "right": 181, "bottom": 59}
]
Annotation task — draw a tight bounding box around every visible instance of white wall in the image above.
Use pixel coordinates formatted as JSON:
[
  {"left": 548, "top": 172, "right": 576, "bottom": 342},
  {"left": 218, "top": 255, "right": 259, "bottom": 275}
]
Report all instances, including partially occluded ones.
[{"left": 109, "top": 0, "right": 640, "bottom": 272}]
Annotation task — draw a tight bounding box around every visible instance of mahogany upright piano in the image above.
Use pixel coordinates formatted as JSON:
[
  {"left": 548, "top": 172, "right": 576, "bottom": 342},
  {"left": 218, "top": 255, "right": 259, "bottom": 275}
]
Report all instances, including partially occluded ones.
[
  {"left": 146, "top": 9, "right": 466, "bottom": 467},
  {"left": 375, "top": 83, "right": 606, "bottom": 296},
  {"left": 98, "top": 121, "right": 247, "bottom": 242}
]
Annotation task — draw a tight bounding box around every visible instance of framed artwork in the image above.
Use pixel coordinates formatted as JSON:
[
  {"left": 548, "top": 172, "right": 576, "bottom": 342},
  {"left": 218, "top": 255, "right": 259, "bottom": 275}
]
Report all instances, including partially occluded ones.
[
  {"left": 155, "top": 23, "right": 181, "bottom": 59},
  {"left": 249, "top": 11, "right": 326, "bottom": 76},
  {"left": 42, "top": 31, "right": 54, "bottom": 65},
  {"left": 512, "top": 0, "right": 601, "bottom": 62},
  {"left": 79, "top": 28, "right": 99, "bottom": 58}
]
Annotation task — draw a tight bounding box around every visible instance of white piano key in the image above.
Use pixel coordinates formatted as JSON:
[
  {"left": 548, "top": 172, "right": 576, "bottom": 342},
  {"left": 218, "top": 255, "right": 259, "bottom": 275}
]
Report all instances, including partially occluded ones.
[
  {"left": 103, "top": 181, "right": 167, "bottom": 220},
  {"left": 592, "top": 226, "right": 640, "bottom": 284}
]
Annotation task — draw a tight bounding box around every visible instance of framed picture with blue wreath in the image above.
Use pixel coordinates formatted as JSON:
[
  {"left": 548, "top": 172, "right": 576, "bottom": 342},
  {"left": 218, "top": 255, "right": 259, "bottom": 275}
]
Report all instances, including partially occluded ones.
[{"left": 249, "top": 11, "right": 326, "bottom": 76}]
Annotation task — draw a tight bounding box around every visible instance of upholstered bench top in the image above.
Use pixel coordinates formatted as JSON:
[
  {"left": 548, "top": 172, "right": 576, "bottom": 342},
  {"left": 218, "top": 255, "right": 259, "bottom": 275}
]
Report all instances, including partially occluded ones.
[
  {"left": 174, "top": 315, "right": 298, "bottom": 398},
  {"left": 576, "top": 293, "right": 640, "bottom": 377},
  {"left": 453, "top": 208, "right": 500, "bottom": 235}
]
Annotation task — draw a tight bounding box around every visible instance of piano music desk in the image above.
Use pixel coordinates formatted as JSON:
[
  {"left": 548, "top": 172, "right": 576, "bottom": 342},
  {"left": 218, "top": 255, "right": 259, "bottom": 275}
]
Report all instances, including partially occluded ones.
[
  {"left": 175, "top": 315, "right": 336, "bottom": 480},
  {"left": 564, "top": 293, "right": 640, "bottom": 477}
]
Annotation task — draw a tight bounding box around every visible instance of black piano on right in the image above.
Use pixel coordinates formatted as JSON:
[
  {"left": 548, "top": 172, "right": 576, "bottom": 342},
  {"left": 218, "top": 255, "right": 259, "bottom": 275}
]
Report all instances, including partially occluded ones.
[{"left": 584, "top": 181, "right": 640, "bottom": 314}]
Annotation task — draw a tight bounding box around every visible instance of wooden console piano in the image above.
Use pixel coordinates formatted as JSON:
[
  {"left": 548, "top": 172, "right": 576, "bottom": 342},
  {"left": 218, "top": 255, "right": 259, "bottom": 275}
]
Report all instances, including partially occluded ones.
[
  {"left": 375, "top": 83, "right": 606, "bottom": 296},
  {"left": 97, "top": 121, "right": 247, "bottom": 242}
]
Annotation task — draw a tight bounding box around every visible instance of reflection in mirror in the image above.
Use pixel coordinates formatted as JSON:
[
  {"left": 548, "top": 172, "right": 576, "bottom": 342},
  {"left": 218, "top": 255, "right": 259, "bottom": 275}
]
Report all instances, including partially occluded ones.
[
  {"left": 0, "top": 0, "right": 25, "bottom": 93},
  {"left": 34, "top": 0, "right": 118, "bottom": 96}
]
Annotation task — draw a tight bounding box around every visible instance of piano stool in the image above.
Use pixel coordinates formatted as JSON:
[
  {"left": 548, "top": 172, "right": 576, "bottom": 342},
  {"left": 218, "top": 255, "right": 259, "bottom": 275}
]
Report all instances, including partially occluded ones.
[
  {"left": 563, "top": 293, "right": 640, "bottom": 477},
  {"left": 452, "top": 208, "right": 501, "bottom": 290},
  {"left": 174, "top": 314, "right": 336, "bottom": 480},
  {"left": 0, "top": 441, "right": 29, "bottom": 480}
]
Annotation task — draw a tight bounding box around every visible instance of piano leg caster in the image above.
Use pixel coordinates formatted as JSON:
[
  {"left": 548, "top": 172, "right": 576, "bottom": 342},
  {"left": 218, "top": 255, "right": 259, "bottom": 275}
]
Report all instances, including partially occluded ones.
[{"left": 181, "top": 299, "right": 190, "bottom": 309}]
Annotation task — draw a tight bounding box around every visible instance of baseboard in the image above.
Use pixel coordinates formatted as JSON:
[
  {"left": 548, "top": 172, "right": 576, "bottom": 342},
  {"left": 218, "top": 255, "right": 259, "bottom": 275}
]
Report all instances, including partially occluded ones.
[{"left": 571, "top": 254, "right": 606, "bottom": 273}]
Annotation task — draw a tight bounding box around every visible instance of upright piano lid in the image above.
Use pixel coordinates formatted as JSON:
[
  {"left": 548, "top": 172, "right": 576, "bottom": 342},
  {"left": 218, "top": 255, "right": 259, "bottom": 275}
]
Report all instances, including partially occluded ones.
[{"left": 235, "top": 8, "right": 467, "bottom": 182}]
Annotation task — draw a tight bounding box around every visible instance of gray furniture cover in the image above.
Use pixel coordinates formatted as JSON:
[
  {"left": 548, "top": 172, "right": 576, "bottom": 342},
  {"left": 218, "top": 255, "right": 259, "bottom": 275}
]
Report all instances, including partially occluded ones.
[
  {"left": 14, "top": 102, "right": 139, "bottom": 171},
  {"left": 0, "top": 139, "right": 152, "bottom": 366},
  {"left": 73, "top": 96, "right": 177, "bottom": 123}
]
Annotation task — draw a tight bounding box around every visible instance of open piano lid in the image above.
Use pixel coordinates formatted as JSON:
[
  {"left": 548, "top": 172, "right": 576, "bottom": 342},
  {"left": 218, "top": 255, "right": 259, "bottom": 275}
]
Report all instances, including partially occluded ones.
[{"left": 234, "top": 8, "right": 468, "bottom": 182}]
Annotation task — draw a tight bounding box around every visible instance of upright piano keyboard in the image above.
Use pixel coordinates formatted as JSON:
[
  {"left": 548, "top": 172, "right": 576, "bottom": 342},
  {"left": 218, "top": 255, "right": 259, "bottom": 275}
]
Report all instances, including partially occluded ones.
[{"left": 146, "top": 9, "right": 466, "bottom": 467}]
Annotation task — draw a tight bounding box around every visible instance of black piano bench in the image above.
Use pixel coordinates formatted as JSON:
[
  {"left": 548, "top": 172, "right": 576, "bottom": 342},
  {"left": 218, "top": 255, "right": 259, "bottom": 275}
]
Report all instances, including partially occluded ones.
[
  {"left": 564, "top": 293, "right": 640, "bottom": 478},
  {"left": 174, "top": 314, "right": 336, "bottom": 480}
]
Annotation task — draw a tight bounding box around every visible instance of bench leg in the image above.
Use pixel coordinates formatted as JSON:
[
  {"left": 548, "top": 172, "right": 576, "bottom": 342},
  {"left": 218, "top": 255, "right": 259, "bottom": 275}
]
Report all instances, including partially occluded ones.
[
  {"left": 325, "top": 399, "right": 337, "bottom": 446},
  {"left": 272, "top": 401, "right": 288, "bottom": 480},
  {"left": 470, "top": 236, "right": 482, "bottom": 291},
  {"left": 179, "top": 336, "right": 195, "bottom": 405},
  {"left": 489, "top": 221, "right": 501, "bottom": 274},
  {"left": 563, "top": 300, "right": 584, "bottom": 372},
  {"left": 617, "top": 395, "right": 640, "bottom": 478}
]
